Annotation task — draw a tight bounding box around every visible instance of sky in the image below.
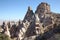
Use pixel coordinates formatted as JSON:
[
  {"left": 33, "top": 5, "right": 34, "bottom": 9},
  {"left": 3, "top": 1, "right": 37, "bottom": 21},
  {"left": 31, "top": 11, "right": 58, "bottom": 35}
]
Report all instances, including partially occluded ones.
[{"left": 0, "top": 0, "right": 60, "bottom": 21}]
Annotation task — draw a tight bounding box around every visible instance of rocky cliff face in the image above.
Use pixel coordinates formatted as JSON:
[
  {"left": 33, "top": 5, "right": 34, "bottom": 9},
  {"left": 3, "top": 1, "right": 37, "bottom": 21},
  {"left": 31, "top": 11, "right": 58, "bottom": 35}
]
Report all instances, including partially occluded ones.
[
  {"left": 23, "top": 2, "right": 60, "bottom": 40},
  {"left": 0, "top": 2, "right": 60, "bottom": 40},
  {"left": 35, "top": 2, "right": 54, "bottom": 27},
  {"left": 35, "top": 2, "right": 50, "bottom": 14},
  {"left": 25, "top": 2, "right": 54, "bottom": 37},
  {"left": 23, "top": 6, "right": 34, "bottom": 22}
]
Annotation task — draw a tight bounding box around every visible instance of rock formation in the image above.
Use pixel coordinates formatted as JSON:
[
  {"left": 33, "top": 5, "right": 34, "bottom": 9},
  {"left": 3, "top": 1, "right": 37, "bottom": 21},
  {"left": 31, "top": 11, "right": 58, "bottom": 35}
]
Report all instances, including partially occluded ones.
[
  {"left": 23, "top": 6, "right": 34, "bottom": 22},
  {"left": 0, "top": 2, "right": 60, "bottom": 40},
  {"left": 35, "top": 2, "right": 50, "bottom": 14},
  {"left": 23, "top": 2, "right": 60, "bottom": 40}
]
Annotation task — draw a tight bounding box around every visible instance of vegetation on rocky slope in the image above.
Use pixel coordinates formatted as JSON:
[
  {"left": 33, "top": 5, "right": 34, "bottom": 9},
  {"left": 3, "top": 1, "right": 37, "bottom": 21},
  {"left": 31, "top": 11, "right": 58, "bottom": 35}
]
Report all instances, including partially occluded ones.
[{"left": 0, "top": 33, "right": 10, "bottom": 40}]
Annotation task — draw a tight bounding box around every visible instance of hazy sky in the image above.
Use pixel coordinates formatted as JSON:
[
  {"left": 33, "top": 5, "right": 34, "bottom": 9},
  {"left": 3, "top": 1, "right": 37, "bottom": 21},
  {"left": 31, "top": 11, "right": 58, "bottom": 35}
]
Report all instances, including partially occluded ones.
[{"left": 0, "top": 0, "right": 60, "bottom": 20}]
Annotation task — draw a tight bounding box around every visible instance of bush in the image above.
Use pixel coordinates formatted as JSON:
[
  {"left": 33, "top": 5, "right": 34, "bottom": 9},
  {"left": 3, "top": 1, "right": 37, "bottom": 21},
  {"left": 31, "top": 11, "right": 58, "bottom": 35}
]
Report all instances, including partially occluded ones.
[{"left": 0, "top": 33, "right": 10, "bottom": 40}]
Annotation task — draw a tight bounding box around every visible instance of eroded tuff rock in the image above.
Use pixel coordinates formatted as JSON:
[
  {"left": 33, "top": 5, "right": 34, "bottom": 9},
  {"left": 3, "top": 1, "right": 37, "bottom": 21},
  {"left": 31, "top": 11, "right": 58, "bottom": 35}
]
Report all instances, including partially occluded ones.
[
  {"left": 35, "top": 2, "right": 50, "bottom": 14},
  {"left": 0, "top": 2, "right": 60, "bottom": 40},
  {"left": 23, "top": 6, "right": 34, "bottom": 22},
  {"left": 35, "top": 2, "right": 54, "bottom": 27},
  {"left": 23, "top": 2, "right": 60, "bottom": 40}
]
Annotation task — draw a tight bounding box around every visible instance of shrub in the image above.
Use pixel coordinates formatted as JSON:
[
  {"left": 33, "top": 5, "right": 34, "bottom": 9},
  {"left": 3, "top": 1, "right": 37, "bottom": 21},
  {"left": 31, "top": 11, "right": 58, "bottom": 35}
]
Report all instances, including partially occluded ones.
[{"left": 0, "top": 33, "right": 10, "bottom": 40}]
